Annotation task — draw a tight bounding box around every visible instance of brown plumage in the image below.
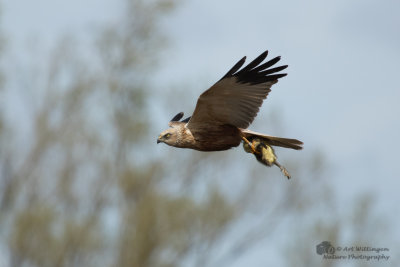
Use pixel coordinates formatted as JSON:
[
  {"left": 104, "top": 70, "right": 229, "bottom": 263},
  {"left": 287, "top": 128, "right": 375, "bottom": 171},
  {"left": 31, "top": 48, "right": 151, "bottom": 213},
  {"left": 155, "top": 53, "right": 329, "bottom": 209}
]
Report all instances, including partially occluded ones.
[{"left": 157, "top": 50, "right": 303, "bottom": 174}]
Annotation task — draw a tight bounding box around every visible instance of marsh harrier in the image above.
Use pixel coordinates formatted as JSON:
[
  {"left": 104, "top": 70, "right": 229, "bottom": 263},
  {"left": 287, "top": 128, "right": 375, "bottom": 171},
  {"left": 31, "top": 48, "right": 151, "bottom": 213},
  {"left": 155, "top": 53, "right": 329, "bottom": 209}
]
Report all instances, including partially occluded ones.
[{"left": 157, "top": 50, "right": 303, "bottom": 178}]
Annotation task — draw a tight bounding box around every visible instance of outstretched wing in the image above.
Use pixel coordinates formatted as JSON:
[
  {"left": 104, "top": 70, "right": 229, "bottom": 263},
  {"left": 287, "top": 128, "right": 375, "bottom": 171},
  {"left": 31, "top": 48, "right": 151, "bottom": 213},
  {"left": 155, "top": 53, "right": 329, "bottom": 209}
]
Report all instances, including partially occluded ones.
[
  {"left": 168, "top": 112, "right": 184, "bottom": 127},
  {"left": 168, "top": 112, "right": 191, "bottom": 127},
  {"left": 187, "top": 50, "right": 287, "bottom": 129}
]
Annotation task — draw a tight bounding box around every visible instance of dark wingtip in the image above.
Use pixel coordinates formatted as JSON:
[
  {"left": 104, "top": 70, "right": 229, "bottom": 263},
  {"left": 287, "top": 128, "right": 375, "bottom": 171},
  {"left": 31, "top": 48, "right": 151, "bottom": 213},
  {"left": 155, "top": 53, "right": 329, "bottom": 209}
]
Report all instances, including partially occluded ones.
[
  {"left": 262, "top": 50, "right": 269, "bottom": 57},
  {"left": 181, "top": 116, "right": 191, "bottom": 123},
  {"left": 220, "top": 56, "right": 247, "bottom": 80},
  {"left": 239, "top": 51, "right": 269, "bottom": 73},
  {"left": 219, "top": 50, "right": 288, "bottom": 84},
  {"left": 170, "top": 112, "right": 184, "bottom": 122},
  {"left": 236, "top": 56, "right": 247, "bottom": 67}
]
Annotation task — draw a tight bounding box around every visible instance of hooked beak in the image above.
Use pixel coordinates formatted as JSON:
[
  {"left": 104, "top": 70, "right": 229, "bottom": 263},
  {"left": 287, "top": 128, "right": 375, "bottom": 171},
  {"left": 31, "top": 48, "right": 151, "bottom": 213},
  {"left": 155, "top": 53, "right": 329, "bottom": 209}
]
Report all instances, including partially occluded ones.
[{"left": 157, "top": 138, "right": 161, "bottom": 144}]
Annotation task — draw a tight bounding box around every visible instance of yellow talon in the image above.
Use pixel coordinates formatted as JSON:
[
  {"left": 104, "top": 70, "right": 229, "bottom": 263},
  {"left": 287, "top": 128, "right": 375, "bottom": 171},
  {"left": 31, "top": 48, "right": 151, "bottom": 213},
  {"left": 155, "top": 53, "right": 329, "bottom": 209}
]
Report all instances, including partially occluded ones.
[{"left": 242, "top": 136, "right": 260, "bottom": 154}]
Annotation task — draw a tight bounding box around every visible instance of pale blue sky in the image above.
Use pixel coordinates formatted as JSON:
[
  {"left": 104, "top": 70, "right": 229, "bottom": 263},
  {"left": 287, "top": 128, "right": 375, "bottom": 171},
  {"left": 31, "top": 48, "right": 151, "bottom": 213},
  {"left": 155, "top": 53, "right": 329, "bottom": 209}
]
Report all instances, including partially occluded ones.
[
  {"left": 155, "top": 0, "right": 400, "bottom": 214},
  {"left": 3, "top": 0, "right": 400, "bottom": 265}
]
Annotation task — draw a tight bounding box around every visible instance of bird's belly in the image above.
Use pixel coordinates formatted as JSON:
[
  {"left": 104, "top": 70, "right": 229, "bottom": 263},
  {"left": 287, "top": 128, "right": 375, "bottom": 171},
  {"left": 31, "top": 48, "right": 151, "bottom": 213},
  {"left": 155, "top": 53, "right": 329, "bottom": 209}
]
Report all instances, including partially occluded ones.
[{"left": 190, "top": 125, "right": 241, "bottom": 151}]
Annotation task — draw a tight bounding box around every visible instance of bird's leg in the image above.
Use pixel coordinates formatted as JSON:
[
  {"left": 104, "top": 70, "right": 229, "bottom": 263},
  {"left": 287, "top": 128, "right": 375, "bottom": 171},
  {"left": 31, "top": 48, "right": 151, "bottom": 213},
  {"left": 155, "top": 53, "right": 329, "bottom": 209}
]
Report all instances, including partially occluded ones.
[
  {"left": 242, "top": 136, "right": 259, "bottom": 154},
  {"left": 274, "top": 161, "right": 291, "bottom": 179}
]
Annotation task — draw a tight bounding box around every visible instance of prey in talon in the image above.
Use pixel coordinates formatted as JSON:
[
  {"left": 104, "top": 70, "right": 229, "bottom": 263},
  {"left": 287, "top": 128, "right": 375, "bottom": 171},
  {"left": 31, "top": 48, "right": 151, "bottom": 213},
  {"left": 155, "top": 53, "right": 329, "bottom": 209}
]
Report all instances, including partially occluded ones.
[
  {"left": 243, "top": 137, "right": 291, "bottom": 179},
  {"left": 157, "top": 50, "right": 303, "bottom": 179}
]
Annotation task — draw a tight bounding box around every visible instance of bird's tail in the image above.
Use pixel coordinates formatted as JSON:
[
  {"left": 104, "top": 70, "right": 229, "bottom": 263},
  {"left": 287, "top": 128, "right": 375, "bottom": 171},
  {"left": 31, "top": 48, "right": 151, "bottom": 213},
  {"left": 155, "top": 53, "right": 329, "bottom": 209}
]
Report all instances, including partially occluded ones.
[
  {"left": 240, "top": 129, "right": 303, "bottom": 150},
  {"left": 241, "top": 135, "right": 293, "bottom": 179}
]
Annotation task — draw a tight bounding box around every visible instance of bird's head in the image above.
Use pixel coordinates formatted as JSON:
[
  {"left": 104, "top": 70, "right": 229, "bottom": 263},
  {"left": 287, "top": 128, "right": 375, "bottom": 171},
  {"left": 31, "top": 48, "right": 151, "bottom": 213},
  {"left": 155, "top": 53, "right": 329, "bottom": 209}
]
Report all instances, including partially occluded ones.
[{"left": 157, "top": 128, "right": 178, "bottom": 146}]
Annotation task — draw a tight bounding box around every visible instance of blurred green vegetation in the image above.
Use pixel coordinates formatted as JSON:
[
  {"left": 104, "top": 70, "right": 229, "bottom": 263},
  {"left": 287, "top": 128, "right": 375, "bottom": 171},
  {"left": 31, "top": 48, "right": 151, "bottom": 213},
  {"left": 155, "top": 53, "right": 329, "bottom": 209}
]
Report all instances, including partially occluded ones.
[{"left": 0, "top": 1, "right": 397, "bottom": 267}]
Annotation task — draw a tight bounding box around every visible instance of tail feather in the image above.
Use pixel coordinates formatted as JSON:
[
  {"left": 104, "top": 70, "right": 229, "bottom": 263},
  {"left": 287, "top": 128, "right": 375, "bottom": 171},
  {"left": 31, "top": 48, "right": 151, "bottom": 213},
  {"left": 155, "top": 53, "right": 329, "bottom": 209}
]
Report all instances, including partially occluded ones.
[{"left": 241, "top": 129, "right": 303, "bottom": 150}]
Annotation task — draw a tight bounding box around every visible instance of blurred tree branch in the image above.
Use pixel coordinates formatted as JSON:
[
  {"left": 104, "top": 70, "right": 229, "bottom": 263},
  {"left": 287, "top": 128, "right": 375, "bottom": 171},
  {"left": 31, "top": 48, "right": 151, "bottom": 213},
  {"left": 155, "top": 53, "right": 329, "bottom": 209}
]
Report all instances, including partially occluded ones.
[{"left": 0, "top": 1, "right": 396, "bottom": 267}]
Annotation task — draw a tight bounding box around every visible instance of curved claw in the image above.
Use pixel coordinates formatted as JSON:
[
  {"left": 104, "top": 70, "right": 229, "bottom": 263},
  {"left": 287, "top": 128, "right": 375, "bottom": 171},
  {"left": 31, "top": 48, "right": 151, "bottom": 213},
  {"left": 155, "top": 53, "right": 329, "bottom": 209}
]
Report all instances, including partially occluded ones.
[{"left": 242, "top": 136, "right": 260, "bottom": 154}]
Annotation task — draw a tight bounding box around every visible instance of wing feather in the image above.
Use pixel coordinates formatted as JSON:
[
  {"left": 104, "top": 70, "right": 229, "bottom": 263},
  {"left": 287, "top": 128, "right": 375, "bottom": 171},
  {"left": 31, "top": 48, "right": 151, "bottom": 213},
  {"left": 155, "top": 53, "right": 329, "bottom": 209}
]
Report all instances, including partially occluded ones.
[
  {"left": 187, "top": 51, "right": 287, "bottom": 129},
  {"left": 220, "top": 56, "right": 246, "bottom": 80},
  {"left": 252, "top": 56, "right": 282, "bottom": 72},
  {"left": 168, "top": 112, "right": 184, "bottom": 127},
  {"left": 237, "top": 50, "right": 268, "bottom": 73},
  {"left": 170, "top": 112, "right": 184, "bottom": 122}
]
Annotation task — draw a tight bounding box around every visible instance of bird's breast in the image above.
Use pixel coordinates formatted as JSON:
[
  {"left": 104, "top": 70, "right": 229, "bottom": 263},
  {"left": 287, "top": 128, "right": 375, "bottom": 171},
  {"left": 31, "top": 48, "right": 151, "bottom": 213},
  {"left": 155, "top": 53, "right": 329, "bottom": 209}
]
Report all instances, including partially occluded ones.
[{"left": 183, "top": 124, "right": 241, "bottom": 151}]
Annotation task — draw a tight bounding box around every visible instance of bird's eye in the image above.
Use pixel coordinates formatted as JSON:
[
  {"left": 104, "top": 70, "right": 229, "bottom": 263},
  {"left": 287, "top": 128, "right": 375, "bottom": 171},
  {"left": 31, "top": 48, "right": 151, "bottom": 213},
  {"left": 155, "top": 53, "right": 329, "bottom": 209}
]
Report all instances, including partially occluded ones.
[{"left": 164, "top": 133, "right": 171, "bottom": 138}]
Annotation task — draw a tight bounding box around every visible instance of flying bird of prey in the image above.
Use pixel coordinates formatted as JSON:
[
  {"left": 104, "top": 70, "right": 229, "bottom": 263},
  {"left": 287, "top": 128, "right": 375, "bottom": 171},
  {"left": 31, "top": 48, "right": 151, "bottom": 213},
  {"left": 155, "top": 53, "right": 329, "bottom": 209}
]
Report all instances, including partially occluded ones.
[{"left": 157, "top": 50, "right": 303, "bottom": 178}]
